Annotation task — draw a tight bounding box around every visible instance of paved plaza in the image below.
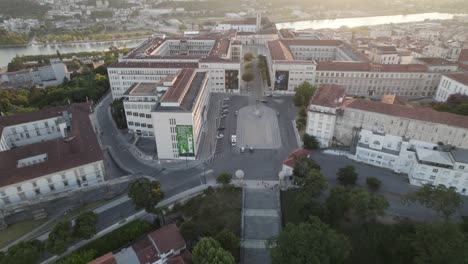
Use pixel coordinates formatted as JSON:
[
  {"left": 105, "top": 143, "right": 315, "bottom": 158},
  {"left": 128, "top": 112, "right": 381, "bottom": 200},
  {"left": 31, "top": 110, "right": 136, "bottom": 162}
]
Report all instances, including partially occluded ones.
[{"left": 236, "top": 104, "right": 281, "bottom": 149}]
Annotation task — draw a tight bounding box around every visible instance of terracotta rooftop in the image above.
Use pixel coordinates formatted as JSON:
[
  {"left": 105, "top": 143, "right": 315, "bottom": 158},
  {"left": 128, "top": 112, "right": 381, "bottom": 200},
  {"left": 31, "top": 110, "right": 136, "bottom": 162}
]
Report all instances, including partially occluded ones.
[
  {"left": 416, "top": 57, "right": 457, "bottom": 66},
  {"left": 132, "top": 237, "right": 159, "bottom": 264},
  {"left": 280, "top": 39, "right": 343, "bottom": 46},
  {"left": 0, "top": 103, "right": 103, "bottom": 187},
  {"left": 279, "top": 28, "right": 296, "bottom": 39},
  {"left": 267, "top": 40, "right": 294, "bottom": 61},
  {"left": 459, "top": 49, "right": 468, "bottom": 62},
  {"left": 444, "top": 73, "right": 468, "bottom": 86},
  {"left": 346, "top": 99, "right": 468, "bottom": 129},
  {"left": 109, "top": 61, "right": 198, "bottom": 69},
  {"left": 160, "top": 69, "right": 195, "bottom": 103},
  {"left": 88, "top": 253, "right": 117, "bottom": 264},
  {"left": 310, "top": 84, "right": 345, "bottom": 108},
  {"left": 316, "top": 61, "right": 428, "bottom": 72},
  {"left": 148, "top": 224, "right": 186, "bottom": 254},
  {"left": 283, "top": 148, "right": 312, "bottom": 168}
]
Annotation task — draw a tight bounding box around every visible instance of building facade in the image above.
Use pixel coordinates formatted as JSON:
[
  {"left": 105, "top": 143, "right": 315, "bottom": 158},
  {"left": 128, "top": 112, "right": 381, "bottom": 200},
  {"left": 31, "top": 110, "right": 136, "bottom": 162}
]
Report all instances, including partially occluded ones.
[
  {"left": 0, "top": 103, "right": 105, "bottom": 209},
  {"left": 434, "top": 73, "right": 468, "bottom": 102}
]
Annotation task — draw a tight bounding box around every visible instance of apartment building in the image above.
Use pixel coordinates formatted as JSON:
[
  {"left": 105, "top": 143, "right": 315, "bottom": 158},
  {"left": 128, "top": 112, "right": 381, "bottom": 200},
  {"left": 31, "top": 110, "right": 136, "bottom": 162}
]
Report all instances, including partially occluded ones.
[
  {"left": 434, "top": 73, "right": 468, "bottom": 102},
  {"left": 0, "top": 103, "right": 105, "bottom": 209}
]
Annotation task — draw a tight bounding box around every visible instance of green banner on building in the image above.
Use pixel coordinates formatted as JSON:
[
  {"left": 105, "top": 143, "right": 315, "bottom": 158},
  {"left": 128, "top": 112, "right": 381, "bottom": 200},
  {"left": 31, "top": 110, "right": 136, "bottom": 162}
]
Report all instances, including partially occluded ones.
[{"left": 176, "top": 125, "right": 195, "bottom": 157}]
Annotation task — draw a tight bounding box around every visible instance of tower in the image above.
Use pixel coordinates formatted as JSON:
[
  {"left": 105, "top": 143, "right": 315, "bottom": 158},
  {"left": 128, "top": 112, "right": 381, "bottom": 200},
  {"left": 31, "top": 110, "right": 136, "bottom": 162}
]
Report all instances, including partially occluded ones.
[{"left": 256, "top": 12, "right": 262, "bottom": 32}]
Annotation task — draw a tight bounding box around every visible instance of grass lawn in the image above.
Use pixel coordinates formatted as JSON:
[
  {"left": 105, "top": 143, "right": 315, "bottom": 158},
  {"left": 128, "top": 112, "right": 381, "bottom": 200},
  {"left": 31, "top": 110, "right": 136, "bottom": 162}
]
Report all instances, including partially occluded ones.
[
  {"left": 280, "top": 189, "right": 304, "bottom": 226},
  {"left": 0, "top": 218, "right": 47, "bottom": 248}
]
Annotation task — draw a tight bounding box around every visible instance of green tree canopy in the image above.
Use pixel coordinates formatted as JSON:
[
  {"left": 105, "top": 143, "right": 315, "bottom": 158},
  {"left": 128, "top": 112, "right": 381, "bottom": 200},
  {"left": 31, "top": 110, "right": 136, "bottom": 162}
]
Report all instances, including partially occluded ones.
[
  {"left": 411, "top": 221, "right": 468, "bottom": 264},
  {"left": 74, "top": 211, "right": 98, "bottom": 239},
  {"left": 366, "top": 177, "right": 382, "bottom": 192},
  {"left": 192, "top": 237, "right": 235, "bottom": 264},
  {"left": 403, "top": 184, "right": 463, "bottom": 219},
  {"left": 292, "top": 155, "right": 320, "bottom": 179},
  {"left": 243, "top": 52, "right": 255, "bottom": 61},
  {"left": 1, "top": 240, "right": 43, "bottom": 264},
  {"left": 46, "top": 220, "right": 74, "bottom": 255},
  {"left": 337, "top": 165, "right": 358, "bottom": 186},
  {"left": 128, "top": 178, "right": 164, "bottom": 213},
  {"left": 293, "top": 81, "right": 316, "bottom": 107},
  {"left": 326, "top": 186, "right": 389, "bottom": 224},
  {"left": 268, "top": 216, "right": 351, "bottom": 264},
  {"left": 215, "top": 229, "right": 240, "bottom": 257},
  {"left": 242, "top": 71, "right": 254, "bottom": 88},
  {"left": 303, "top": 134, "right": 320, "bottom": 150},
  {"left": 216, "top": 172, "right": 232, "bottom": 187}
]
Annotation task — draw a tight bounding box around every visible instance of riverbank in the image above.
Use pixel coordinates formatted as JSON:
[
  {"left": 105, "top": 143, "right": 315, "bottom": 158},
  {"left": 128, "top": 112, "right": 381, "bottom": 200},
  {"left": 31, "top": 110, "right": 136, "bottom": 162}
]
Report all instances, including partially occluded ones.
[
  {"left": 271, "top": 10, "right": 467, "bottom": 24},
  {"left": 0, "top": 36, "right": 150, "bottom": 48}
]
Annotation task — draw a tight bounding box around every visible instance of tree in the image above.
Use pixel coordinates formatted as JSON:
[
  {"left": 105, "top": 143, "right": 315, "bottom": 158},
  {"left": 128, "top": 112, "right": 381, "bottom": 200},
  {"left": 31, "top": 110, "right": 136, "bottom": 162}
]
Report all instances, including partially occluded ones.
[
  {"left": 326, "top": 186, "right": 389, "bottom": 224},
  {"left": 244, "top": 61, "right": 253, "bottom": 70},
  {"left": 80, "top": 66, "right": 92, "bottom": 75},
  {"left": 293, "top": 81, "right": 316, "bottom": 107},
  {"left": 46, "top": 220, "right": 74, "bottom": 254},
  {"left": 1, "top": 240, "right": 43, "bottom": 264},
  {"left": 215, "top": 229, "right": 240, "bottom": 257},
  {"left": 242, "top": 71, "right": 254, "bottom": 88},
  {"left": 411, "top": 221, "right": 468, "bottom": 264},
  {"left": 296, "top": 116, "right": 306, "bottom": 131},
  {"left": 56, "top": 49, "right": 62, "bottom": 60},
  {"left": 403, "top": 184, "right": 463, "bottom": 219},
  {"left": 303, "top": 134, "right": 320, "bottom": 150},
  {"left": 192, "top": 237, "right": 235, "bottom": 264},
  {"left": 74, "top": 211, "right": 98, "bottom": 239},
  {"left": 243, "top": 52, "right": 255, "bottom": 61},
  {"left": 128, "top": 178, "right": 164, "bottom": 213},
  {"left": 180, "top": 220, "right": 198, "bottom": 242},
  {"left": 337, "top": 165, "right": 358, "bottom": 186},
  {"left": 7, "top": 56, "right": 25, "bottom": 72},
  {"left": 301, "top": 170, "right": 328, "bottom": 196},
  {"left": 366, "top": 177, "right": 382, "bottom": 192},
  {"left": 292, "top": 155, "right": 320, "bottom": 179},
  {"left": 216, "top": 172, "right": 232, "bottom": 187},
  {"left": 268, "top": 216, "right": 351, "bottom": 264}
]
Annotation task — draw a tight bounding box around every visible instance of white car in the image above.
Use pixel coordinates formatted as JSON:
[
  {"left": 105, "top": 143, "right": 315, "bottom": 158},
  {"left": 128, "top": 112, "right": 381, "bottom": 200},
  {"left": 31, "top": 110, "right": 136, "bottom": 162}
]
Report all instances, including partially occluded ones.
[{"left": 216, "top": 134, "right": 224, "bottom": 139}]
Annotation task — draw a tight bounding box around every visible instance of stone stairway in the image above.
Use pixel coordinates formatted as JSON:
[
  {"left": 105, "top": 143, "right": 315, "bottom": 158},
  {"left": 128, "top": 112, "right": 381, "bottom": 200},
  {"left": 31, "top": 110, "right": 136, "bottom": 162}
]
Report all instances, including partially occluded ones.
[{"left": 241, "top": 181, "right": 281, "bottom": 264}]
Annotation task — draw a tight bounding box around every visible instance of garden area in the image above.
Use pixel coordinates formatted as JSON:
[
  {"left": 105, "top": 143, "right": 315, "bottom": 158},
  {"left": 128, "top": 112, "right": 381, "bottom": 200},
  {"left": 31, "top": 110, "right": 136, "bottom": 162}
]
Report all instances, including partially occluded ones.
[{"left": 274, "top": 153, "right": 468, "bottom": 264}]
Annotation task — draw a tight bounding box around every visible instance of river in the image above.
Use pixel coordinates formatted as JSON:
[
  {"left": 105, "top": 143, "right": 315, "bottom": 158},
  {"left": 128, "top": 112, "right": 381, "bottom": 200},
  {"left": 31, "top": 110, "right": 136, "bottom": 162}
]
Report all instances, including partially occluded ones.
[
  {"left": 0, "top": 12, "right": 464, "bottom": 66},
  {"left": 275, "top": 12, "right": 462, "bottom": 31},
  {"left": 0, "top": 38, "right": 144, "bottom": 67}
]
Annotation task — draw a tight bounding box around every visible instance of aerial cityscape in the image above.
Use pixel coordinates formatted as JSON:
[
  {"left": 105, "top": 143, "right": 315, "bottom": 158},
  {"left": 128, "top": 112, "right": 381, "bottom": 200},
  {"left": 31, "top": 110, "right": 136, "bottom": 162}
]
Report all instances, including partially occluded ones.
[{"left": 1, "top": 0, "right": 468, "bottom": 263}]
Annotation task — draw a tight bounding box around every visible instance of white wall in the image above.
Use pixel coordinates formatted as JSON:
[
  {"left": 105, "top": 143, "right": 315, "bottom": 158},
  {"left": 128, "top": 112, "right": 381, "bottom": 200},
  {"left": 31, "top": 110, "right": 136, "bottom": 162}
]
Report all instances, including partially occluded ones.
[{"left": 435, "top": 75, "right": 468, "bottom": 102}]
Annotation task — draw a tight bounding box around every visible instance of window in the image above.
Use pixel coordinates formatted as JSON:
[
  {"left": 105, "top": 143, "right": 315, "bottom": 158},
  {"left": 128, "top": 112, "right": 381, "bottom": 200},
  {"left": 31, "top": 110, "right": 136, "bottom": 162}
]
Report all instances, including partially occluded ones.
[
  {"left": 126, "top": 111, "right": 132, "bottom": 115},
  {"left": 432, "top": 168, "right": 438, "bottom": 173},
  {"left": 146, "top": 114, "right": 151, "bottom": 118},
  {"left": 128, "top": 121, "right": 134, "bottom": 126},
  {"left": 429, "top": 176, "right": 436, "bottom": 180},
  {"left": 148, "top": 124, "right": 153, "bottom": 128},
  {"left": 139, "top": 113, "right": 145, "bottom": 117},
  {"left": 459, "top": 165, "right": 465, "bottom": 170}
]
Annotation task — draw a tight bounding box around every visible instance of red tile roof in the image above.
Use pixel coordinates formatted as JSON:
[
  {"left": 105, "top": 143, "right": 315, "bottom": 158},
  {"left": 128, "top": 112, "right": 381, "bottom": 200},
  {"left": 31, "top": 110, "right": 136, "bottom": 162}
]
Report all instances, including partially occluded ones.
[
  {"left": 160, "top": 69, "right": 195, "bottom": 103},
  {"left": 283, "top": 148, "right": 312, "bottom": 167},
  {"left": 416, "top": 57, "right": 457, "bottom": 66},
  {"left": 444, "top": 73, "right": 468, "bottom": 86},
  {"left": 458, "top": 49, "right": 468, "bottom": 62},
  {"left": 280, "top": 39, "right": 344, "bottom": 46},
  {"left": 108, "top": 62, "right": 199, "bottom": 69},
  {"left": 148, "top": 224, "right": 186, "bottom": 254},
  {"left": 310, "top": 84, "right": 345, "bottom": 108},
  {"left": 346, "top": 99, "right": 468, "bottom": 129},
  {"left": 267, "top": 40, "right": 294, "bottom": 61},
  {"left": 0, "top": 103, "right": 103, "bottom": 187},
  {"left": 88, "top": 253, "right": 117, "bottom": 264},
  {"left": 316, "top": 61, "right": 428, "bottom": 72},
  {"left": 132, "top": 237, "right": 160, "bottom": 264}
]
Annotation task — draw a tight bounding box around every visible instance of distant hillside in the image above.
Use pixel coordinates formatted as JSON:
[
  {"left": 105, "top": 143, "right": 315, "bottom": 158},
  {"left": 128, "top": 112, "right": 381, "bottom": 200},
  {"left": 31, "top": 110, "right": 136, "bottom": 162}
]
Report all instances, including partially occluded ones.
[{"left": 0, "top": 0, "right": 50, "bottom": 19}]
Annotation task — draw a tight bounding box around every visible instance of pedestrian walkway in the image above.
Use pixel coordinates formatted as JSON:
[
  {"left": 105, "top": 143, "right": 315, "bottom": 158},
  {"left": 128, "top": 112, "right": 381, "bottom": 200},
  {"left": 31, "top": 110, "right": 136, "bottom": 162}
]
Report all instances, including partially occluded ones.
[{"left": 241, "top": 182, "right": 281, "bottom": 264}]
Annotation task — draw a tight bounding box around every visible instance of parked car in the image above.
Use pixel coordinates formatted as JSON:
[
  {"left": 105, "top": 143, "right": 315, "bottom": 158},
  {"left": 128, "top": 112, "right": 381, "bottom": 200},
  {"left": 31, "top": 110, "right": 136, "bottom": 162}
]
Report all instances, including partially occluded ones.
[
  {"left": 216, "top": 134, "right": 224, "bottom": 139},
  {"left": 235, "top": 111, "right": 238, "bottom": 116},
  {"left": 276, "top": 112, "right": 280, "bottom": 116},
  {"left": 266, "top": 93, "right": 273, "bottom": 97},
  {"left": 218, "top": 127, "right": 225, "bottom": 131},
  {"left": 223, "top": 97, "right": 230, "bottom": 101},
  {"left": 220, "top": 115, "right": 226, "bottom": 119},
  {"left": 249, "top": 147, "right": 254, "bottom": 153},
  {"left": 240, "top": 147, "right": 245, "bottom": 153},
  {"left": 261, "top": 99, "right": 268, "bottom": 103}
]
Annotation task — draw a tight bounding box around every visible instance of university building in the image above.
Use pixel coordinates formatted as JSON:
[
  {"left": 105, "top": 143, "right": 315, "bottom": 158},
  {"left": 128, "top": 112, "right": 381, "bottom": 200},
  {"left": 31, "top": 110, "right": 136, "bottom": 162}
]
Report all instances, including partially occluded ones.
[{"left": 0, "top": 103, "right": 105, "bottom": 209}]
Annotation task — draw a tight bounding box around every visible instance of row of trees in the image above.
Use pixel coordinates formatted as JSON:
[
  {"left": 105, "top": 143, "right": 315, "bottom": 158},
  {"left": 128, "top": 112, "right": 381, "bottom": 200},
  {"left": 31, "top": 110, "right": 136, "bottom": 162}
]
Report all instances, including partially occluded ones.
[
  {"left": 241, "top": 52, "right": 255, "bottom": 89},
  {"left": 294, "top": 81, "right": 316, "bottom": 133},
  {"left": 0, "top": 28, "right": 29, "bottom": 46},
  {"left": 270, "top": 154, "right": 468, "bottom": 263},
  {"left": 35, "top": 31, "right": 150, "bottom": 44},
  {"left": 257, "top": 55, "right": 271, "bottom": 86}
]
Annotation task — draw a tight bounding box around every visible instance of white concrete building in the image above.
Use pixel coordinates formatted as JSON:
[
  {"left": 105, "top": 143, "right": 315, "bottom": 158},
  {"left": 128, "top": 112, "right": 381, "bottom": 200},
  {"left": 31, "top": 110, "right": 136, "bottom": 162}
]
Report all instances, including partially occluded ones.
[
  {"left": 353, "top": 129, "right": 468, "bottom": 195},
  {"left": 0, "top": 103, "right": 105, "bottom": 209},
  {"left": 413, "top": 57, "right": 459, "bottom": 72},
  {"left": 434, "top": 73, "right": 468, "bottom": 102},
  {"left": 368, "top": 44, "right": 399, "bottom": 64},
  {"left": 108, "top": 34, "right": 241, "bottom": 100},
  {"left": 0, "top": 59, "right": 70, "bottom": 88},
  {"left": 152, "top": 69, "right": 210, "bottom": 160},
  {"left": 306, "top": 84, "right": 345, "bottom": 147}
]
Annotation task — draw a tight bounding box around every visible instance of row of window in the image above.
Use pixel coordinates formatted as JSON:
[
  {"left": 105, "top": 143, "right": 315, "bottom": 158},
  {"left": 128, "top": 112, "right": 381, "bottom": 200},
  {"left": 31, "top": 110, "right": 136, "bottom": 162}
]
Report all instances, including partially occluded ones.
[
  {"left": 128, "top": 122, "right": 153, "bottom": 128},
  {"left": 127, "top": 111, "right": 152, "bottom": 119}
]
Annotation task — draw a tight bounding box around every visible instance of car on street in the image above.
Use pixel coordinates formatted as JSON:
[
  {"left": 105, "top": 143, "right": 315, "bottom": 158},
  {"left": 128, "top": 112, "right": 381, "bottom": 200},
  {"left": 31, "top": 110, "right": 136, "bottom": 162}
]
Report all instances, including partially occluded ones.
[
  {"left": 261, "top": 99, "right": 267, "bottom": 103},
  {"left": 218, "top": 127, "right": 225, "bottom": 131},
  {"left": 99, "top": 102, "right": 103, "bottom": 107},
  {"left": 223, "top": 98, "right": 230, "bottom": 101},
  {"left": 222, "top": 109, "right": 228, "bottom": 113},
  {"left": 276, "top": 112, "right": 280, "bottom": 116},
  {"left": 240, "top": 147, "right": 245, "bottom": 153},
  {"left": 235, "top": 111, "right": 238, "bottom": 116},
  {"left": 222, "top": 104, "right": 229, "bottom": 108},
  {"left": 216, "top": 134, "right": 224, "bottom": 139},
  {"left": 220, "top": 115, "right": 226, "bottom": 119},
  {"left": 266, "top": 93, "right": 273, "bottom": 97},
  {"left": 249, "top": 147, "right": 254, "bottom": 153}
]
